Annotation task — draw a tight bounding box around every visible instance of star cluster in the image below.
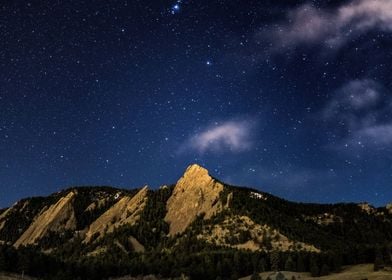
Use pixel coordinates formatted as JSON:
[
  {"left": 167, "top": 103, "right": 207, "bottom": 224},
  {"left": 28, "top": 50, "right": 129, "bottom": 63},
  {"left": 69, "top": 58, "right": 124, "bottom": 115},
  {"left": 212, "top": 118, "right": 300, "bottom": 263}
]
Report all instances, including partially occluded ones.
[{"left": 0, "top": 0, "right": 391, "bottom": 207}]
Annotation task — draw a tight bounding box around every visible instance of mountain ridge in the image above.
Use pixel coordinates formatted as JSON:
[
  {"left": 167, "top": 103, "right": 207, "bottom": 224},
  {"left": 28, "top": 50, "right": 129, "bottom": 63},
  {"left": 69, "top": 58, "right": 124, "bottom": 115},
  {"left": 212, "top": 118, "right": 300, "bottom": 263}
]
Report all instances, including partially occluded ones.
[
  {"left": 1, "top": 164, "right": 389, "bottom": 211},
  {"left": 0, "top": 164, "right": 391, "bottom": 279}
]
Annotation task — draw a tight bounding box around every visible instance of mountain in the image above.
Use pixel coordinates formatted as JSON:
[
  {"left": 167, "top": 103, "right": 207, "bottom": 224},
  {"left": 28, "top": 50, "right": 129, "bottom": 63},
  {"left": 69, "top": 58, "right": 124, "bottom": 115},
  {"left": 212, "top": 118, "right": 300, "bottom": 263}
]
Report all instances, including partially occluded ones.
[{"left": 0, "top": 164, "right": 391, "bottom": 280}]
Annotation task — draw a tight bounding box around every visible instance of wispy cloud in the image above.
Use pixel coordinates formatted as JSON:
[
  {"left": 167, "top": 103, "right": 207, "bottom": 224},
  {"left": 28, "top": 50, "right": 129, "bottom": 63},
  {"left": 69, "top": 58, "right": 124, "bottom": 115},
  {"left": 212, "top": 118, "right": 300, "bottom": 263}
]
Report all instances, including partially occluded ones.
[
  {"left": 323, "top": 79, "right": 392, "bottom": 150},
  {"left": 323, "top": 79, "right": 382, "bottom": 125},
  {"left": 181, "top": 120, "right": 255, "bottom": 154},
  {"left": 356, "top": 124, "right": 392, "bottom": 145},
  {"left": 266, "top": 0, "right": 392, "bottom": 50}
]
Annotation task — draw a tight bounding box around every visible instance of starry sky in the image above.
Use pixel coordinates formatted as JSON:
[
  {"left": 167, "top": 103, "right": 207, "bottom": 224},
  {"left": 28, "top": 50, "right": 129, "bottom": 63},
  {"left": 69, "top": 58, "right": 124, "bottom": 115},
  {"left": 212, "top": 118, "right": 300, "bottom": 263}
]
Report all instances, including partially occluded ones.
[{"left": 1, "top": 0, "right": 392, "bottom": 208}]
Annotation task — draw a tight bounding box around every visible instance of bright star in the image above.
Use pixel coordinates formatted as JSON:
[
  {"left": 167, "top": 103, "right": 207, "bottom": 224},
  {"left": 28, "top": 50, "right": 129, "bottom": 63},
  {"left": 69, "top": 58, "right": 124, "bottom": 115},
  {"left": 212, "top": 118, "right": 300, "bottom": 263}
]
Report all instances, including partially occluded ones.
[{"left": 171, "top": 4, "right": 180, "bottom": 14}]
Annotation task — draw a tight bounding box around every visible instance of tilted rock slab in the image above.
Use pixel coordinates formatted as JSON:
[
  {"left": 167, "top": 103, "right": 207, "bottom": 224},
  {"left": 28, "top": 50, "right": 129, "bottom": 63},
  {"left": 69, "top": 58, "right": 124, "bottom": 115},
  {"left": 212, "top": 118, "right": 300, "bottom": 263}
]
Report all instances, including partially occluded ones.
[
  {"left": 165, "top": 164, "right": 224, "bottom": 236},
  {"left": 14, "top": 191, "right": 77, "bottom": 248},
  {"left": 0, "top": 207, "right": 12, "bottom": 232},
  {"left": 84, "top": 186, "right": 148, "bottom": 242}
]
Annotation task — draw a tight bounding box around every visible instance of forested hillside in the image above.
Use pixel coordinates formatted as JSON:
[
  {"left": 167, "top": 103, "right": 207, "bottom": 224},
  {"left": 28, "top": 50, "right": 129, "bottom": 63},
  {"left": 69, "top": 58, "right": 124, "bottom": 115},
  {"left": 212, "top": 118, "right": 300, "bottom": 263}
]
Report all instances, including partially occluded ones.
[{"left": 0, "top": 164, "right": 391, "bottom": 280}]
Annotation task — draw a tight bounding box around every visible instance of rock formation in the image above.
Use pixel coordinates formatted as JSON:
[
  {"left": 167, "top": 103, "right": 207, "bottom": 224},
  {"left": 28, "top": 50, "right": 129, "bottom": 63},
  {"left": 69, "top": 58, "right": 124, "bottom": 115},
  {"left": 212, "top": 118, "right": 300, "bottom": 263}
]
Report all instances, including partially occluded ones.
[
  {"left": 387, "top": 203, "right": 392, "bottom": 214},
  {"left": 14, "top": 191, "right": 77, "bottom": 248},
  {"left": 84, "top": 186, "right": 148, "bottom": 242},
  {"left": 165, "top": 164, "right": 224, "bottom": 235}
]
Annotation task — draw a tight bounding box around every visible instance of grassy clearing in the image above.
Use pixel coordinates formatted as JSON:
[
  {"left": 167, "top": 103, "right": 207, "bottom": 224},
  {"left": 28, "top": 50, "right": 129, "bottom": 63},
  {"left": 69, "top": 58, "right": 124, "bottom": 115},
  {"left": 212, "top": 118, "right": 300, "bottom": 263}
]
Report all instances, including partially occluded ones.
[
  {"left": 0, "top": 272, "right": 37, "bottom": 280},
  {"left": 240, "top": 264, "right": 392, "bottom": 280}
]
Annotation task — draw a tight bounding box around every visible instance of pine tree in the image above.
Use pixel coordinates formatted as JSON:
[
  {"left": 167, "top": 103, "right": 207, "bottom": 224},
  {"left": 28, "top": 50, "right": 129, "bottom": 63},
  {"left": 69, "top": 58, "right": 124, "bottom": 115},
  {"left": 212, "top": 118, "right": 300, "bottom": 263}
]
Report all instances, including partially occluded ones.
[
  {"left": 284, "top": 256, "right": 295, "bottom": 271},
  {"left": 252, "top": 254, "right": 259, "bottom": 272},
  {"left": 276, "top": 271, "right": 285, "bottom": 280},
  {"left": 331, "top": 253, "right": 342, "bottom": 272},
  {"left": 230, "top": 272, "right": 240, "bottom": 280},
  {"left": 204, "top": 255, "right": 215, "bottom": 279},
  {"left": 258, "top": 258, "right": 267, "bottom": 272},
  {"left": 310, "top": 259, "right": 319, "bottom": 277},
  {"left": 270, "top": 250, "right": 280, "bottom": 272},
  {"left": 233, "top": 251, "right": 241, "bottom": 276},
  {"left": 216, "top": 260, "right": 223, "bottom": 277},
  {"left": 250, "top": 271, "right": 262, "bottom": 280},
  {"left": 374, "top": 246, "right": 384, "bottom": 271},
  {"left": 0, "top": 250, "right": 6, "bottom": 271},
  {"left": 17, "top": 251, "right": 30, "bottom": 275},
  {"left": 385, "top": 246, "right": 392, "bottom": 266},
  {"left": 296, "top": 254, "right": 305, "bottom": 272},
  {"left": 320, "top": 264, "right": 330, "bottom": 276}
]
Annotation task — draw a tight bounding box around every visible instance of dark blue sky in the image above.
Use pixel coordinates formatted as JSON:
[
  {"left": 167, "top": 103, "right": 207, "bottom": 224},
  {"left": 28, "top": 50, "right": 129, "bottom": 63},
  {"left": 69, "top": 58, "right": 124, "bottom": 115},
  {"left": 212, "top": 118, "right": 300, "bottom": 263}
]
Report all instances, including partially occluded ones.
[{"left": 1, "top": 0, "right": 391, "bottom": 208}]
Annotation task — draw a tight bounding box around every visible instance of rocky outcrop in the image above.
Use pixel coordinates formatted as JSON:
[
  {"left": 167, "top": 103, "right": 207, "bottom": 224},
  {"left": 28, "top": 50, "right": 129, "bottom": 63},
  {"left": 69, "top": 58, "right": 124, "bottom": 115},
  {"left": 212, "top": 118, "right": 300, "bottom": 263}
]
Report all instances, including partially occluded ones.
[
  {"left": 85, "top": 197, "right": 110, "bottom": 212},
  {"left": 165, "top": 164, "right": 224, "bottom": 235},
  {"left": 358, "top": 203, "right": 376, "bottom": 214},
  {"left": 0, "top": 208, "right": 11, "bottom": 232},
  {"left": 84, "top": 186, "right": 148, "bottom": 242},
  {"left": 129, "top": 236, "right": 145, "bottom": 253},
  {"left": 14, "top": 191, "right": 77, "bottom": 248},
  {"left": 198, "top": 215, "right": 320, "bottom": 252},
  {"left": 387, "top": 203, "right": 392, "bottom": 214}
]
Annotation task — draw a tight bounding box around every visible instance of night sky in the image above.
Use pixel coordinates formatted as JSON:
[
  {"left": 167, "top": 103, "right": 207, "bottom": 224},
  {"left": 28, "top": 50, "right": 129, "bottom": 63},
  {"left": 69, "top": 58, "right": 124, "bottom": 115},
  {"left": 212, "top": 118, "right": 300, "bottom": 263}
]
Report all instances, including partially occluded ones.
[{"left": 1, "top": 0, "right": 392, "bottom": 208}]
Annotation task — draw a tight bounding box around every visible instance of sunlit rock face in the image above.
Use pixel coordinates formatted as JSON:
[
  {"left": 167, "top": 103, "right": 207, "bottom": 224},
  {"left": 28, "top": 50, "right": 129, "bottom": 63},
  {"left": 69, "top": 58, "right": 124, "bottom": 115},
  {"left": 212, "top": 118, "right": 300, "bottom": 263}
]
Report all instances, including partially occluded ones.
[
  {"left": 165, "top": 164, "right": 224, "bottom": 235},
  {"left": 84, "top": 186, "right": 148, "bottom": 242},
  {"left": 14, "top": 191, "right": 77, "bottom": 248}
]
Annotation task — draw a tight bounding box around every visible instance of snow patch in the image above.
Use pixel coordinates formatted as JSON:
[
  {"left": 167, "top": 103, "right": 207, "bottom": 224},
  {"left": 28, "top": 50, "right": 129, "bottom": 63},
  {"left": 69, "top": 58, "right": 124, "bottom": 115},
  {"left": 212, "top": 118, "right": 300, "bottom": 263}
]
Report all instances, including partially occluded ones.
[{"left": 250, "top": 192, "right": 267, "bottom": 201}]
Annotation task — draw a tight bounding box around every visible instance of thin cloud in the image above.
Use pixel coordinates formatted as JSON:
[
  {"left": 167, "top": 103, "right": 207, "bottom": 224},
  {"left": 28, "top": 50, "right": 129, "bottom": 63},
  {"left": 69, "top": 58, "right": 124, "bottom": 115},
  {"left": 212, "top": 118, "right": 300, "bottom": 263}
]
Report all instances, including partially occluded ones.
[
  {"left": 323, "top": 79, "right": 382, "bottom": 124},
  {"left": 323, "top": 79, "right": 392, "bottom": 150},
  {"left": 182, "top": 120, "right": 255, "bottom": 154},
  {"left": 266, "top": 0, "right": 392, "bottom": 50},
  {"left": 356, "top": 124, "right": 392, "bottom": 145}
]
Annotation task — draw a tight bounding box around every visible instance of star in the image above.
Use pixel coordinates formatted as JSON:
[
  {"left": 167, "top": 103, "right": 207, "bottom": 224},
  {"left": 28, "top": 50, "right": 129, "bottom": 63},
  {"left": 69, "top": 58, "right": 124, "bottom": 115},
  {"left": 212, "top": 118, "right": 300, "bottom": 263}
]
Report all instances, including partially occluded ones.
[
  {"left": 1, "top": 0, "right": 391, "bottom": 209},
  {"left": 171, "top": 3, "right": 181, "bottom": 14}
]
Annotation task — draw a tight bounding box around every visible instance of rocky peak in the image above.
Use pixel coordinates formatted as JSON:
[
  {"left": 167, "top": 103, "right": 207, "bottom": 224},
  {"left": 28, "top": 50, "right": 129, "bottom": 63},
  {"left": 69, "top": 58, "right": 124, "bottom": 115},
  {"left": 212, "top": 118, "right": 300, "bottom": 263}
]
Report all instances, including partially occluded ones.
[
  {"left": 165, "top": 164, "right": 224, "bottom": 235},
  {"left": 176, "top": 164, "right": 214, "bottom": 191},
  {"left": 183, "top": 163, "right": 209, "bottom": 177}
]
